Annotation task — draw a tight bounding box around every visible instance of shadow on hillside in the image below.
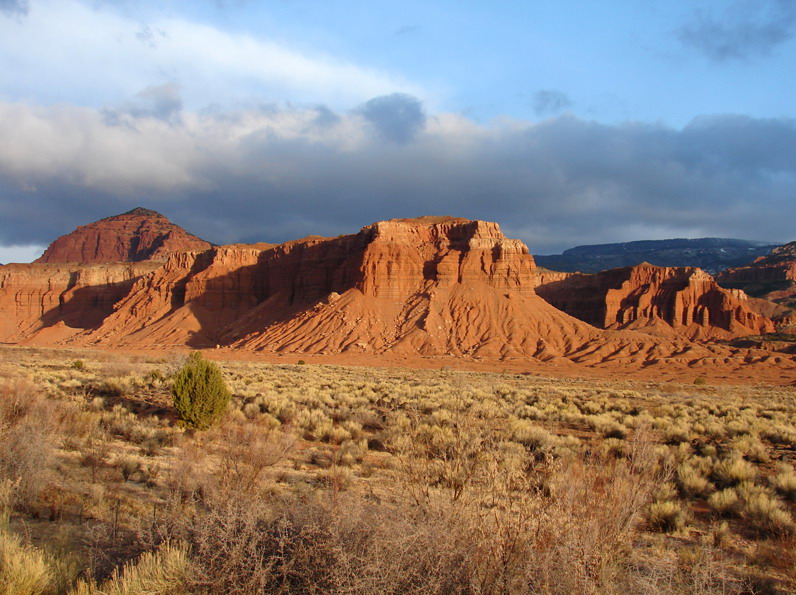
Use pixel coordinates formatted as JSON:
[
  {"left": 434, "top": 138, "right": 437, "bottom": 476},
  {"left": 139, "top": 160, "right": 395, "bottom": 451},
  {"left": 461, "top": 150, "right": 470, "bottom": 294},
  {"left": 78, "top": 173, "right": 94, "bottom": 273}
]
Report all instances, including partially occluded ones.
[
  {"left": 37, "top": 275, "right": 139, "bottom": 331},
  {"left": 166, "top": 234, "right": 369, "bottom": 349}
]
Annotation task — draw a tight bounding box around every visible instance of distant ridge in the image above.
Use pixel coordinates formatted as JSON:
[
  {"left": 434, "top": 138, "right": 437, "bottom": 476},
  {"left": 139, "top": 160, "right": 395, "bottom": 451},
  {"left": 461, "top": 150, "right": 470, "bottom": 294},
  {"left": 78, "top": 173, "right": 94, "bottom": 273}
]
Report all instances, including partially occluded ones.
[{"left": 535, "top": 238, "right": 776, "bottom": 275}]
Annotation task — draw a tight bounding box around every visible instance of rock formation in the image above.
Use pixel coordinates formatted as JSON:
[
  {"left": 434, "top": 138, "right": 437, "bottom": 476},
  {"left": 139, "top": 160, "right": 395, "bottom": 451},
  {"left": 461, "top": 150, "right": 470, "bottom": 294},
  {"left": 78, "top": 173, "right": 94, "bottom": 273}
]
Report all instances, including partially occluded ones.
[
  {"left": 36, "top": 207, "right": 212, "bottom": 264},
  {"left": 2, "top": 212, "right": 794, "bottom": 381},
  {"left": 535, "top": 268, "right": 575, "bottom": 288},
  {"left": 82, "top": 217, "right": 599, "bottom": 360},
  {"left": 717, "top": 242, "right": 796, "bottom": 311},
  {"left": 1, "top": 208, "right": 205, "bottom": 343},
  {"left": 536, "top": 263, "right": 774, "bottom": 339},
  {"left": 0, "top": 262, "right": 160, "bottom": 343}
]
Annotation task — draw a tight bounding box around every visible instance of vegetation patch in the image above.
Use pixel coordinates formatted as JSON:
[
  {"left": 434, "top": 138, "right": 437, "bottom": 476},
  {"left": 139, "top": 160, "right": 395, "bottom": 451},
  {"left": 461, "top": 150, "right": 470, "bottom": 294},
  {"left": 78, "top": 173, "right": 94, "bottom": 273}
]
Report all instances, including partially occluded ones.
[{"left": 0, "top": 345, "right": 794, "bottom": 592}]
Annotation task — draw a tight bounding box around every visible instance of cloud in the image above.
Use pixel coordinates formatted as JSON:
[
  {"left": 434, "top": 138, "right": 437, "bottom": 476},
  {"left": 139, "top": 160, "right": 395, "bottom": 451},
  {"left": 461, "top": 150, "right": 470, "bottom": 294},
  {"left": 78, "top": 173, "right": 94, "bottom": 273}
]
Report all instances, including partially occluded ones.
[
  {"left": 0, "top": 0, "right": 427, "bottom": 112},
  {"left": 135, "top": 23, "right": 168, "bottom": 49},
  {"left": 358, "top": 93, "right": 426, "bottom": 144},
  {"left": 533, "top": 90, "right": 572, "bottom": 117},
  {"left": 104, "top": 82, "right": 183, "bottom": 125},
  {"left": 0, "top": 98, "right": 794, "bottom": 256},
  {"left": 0, "top": 0, "right": 27, "bottom": 16},
  {"left": 311, "top": 105, "right": 340, "bottom": 128},
  {"left": 678, "top": 0, "right": 796, "bottom": 61}
]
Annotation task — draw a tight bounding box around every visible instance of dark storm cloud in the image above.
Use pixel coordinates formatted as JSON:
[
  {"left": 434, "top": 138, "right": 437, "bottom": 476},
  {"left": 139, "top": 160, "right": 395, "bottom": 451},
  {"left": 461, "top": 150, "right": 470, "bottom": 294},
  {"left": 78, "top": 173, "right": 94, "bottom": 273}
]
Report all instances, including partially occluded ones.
[
  {"left": 358, "top": 93, "right": 426, "bottom": 144},
  {"left": 1, "top": 99, "right": 795, "bottom": 255},
  {"left": 679, "top": 114, "right": 796, "bottom": 172},
  {"left": 678, "top": 0, "right": 796, "bottom": 61},
  {"left": 533, "top": 90, "right": 572, "bottom": 117},
  {"left": 0, "top": 0, "right": 27, "bottom": 16}
]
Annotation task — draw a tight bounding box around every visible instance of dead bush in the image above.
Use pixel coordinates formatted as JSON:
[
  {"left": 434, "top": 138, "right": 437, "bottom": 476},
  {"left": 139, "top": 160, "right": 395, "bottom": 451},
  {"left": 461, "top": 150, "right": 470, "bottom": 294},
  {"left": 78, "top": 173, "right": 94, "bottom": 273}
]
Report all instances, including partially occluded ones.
[
  {"left": 0, "top": 380, "right": 59, "bottom": 513},
  {"left": 211, "top": 421, "right": 296, "bottom": 495}
]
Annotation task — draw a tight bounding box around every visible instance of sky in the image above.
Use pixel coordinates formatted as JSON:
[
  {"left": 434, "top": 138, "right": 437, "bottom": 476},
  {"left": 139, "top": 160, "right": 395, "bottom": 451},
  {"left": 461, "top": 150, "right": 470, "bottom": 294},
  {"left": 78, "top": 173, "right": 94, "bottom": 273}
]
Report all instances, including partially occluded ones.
[{"left": 0, "top": 0, "right": 795, "bottom": 262}]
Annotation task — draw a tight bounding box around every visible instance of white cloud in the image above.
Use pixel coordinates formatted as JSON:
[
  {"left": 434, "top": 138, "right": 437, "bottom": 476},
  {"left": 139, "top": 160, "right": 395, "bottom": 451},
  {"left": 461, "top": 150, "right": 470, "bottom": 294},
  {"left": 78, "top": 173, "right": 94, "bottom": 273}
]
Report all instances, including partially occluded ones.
[
  {"left": 0, "top": 0, "right": 425, "bottom": 111},
  {"left": 0, "top": 101, "right": 203, "bottom": 193},
  {"left": 157, "top": 18, "right": 423, "bottom": 107}
]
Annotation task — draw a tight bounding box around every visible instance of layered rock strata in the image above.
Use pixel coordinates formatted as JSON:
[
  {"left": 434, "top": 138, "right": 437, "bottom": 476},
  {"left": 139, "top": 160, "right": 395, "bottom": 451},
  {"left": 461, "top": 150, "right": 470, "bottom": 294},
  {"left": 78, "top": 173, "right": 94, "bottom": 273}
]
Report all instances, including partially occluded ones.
[
  {"left": 1, "top": 213, "right": 792, "bottom": 377},
  {"left": 717, "top": 242, "right": 796, "bottom": 312},
  {"left": 83, "top": 217, "right": 597, "bottom": 359},
  {"left": 0, "top": 262, "right": 160, "bottom": 343},
  {"left": 536, "top": 263, "right": 774, "bottom": 339}
]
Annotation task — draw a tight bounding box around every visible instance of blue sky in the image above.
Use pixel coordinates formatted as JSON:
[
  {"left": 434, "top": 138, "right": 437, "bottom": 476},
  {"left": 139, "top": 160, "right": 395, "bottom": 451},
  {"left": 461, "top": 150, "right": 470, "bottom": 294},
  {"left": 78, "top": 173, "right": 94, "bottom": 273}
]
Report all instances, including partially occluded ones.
[{"left": 1, "top": 0, "right": 795, "bottom": 261}]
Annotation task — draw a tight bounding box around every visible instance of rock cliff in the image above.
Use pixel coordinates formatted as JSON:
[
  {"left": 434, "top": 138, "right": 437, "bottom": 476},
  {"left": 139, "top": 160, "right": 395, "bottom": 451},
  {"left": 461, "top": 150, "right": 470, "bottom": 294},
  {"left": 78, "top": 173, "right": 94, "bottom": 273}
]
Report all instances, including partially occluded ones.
[
  {"left": 2, "top": 213, "right": 793, "bottom": 379},
  {"left": 36, "top": 208, "right": 212, "bottom": 264},
  {"left": 536, "top": 263, "right": 774, "bottom": 339},
  {"left": 0, "top": 261, "right": 160, "bottom": 343},
  {"left": 82, "top": 217, "right": 598, "bottom": 359},
  {"left": 717, "top": 242, "right": 796, "bottom": 312}
]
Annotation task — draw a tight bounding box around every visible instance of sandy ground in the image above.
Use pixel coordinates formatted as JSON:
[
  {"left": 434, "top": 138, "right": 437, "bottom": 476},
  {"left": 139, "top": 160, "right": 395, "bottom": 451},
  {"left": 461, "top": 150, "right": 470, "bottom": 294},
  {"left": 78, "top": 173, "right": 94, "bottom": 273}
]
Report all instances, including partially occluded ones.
[{"left": 23, "top": 343, "right": 792, "bottom": 387}]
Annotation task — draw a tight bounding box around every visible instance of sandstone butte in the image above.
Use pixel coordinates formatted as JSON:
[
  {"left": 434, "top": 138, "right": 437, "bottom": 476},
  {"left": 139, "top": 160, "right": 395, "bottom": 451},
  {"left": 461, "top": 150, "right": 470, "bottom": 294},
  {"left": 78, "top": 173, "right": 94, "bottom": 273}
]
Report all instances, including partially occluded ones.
[
  {"left": 1, "top": 210, "right": 795, "bottom": 383},
  {"left": 35, "top": 207, "right": 212, "bottom": 264}
]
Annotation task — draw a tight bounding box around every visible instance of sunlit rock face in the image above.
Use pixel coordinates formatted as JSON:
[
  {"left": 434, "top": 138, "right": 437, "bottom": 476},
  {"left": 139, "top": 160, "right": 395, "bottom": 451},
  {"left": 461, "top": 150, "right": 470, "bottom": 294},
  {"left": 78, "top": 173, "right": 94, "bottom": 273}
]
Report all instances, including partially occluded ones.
[
  {"left": 36, "top": 207, "right": 212, "bottom": 264},
  {"left": 0, "top": 261, "right": 159, "bottom": 342},
  {"left": 0, "top": 213, "right": 787, "bottom": 377},
  {"left": 536, "top": 263, "right": 774, "bottom": 340},
  {"left": 717, "top": 242, "right": 796, "bottom": 313},
  {"left": 83, "top": 216, "right": 595, "bottom": 357}
]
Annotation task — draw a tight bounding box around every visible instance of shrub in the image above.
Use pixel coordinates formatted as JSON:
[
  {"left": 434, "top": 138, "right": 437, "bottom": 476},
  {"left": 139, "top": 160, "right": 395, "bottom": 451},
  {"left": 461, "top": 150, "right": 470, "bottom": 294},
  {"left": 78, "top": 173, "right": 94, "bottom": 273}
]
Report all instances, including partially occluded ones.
[
  {"left": 710, "top": 520, "right": 731, "bottom": 548},
  {"left": 72, "top": 541, "right": 191, "bottom": 595},
  {"left": 771, "top": 465, "right": 796, "bottom": 501},
  {"left": 0, "top": 383, "right": 57, "bottom": 513},
  {"left": 0, "top": 529, "right": 55, "bottom": 595},
  {"left": 732, "top": 435, "right": 770, "bottom": 463},
  {"left": 98, "top": 376, "right": 133, "bottom": 397},
  {"left": 145, "top": 369, "right": 165, "bottom": 383},
  {"left": 677, "top": 463, "right": 713, "bottom": 498},
  {"left": 742, "top": 492, "right": 794, "bottom": 536},
  {"left": 762, "top": 424, "right": 796, "bottom": 448},
  {"left": 662, "top": 425, "right": 691, "bottom": 445},
  {"left": 511, "top": 420, "right": 554, "bottom": 453},
  {"left": 648, "top": 499, "right": 689, "bottom": 532},
  {"left": 712, "top": 454, "right": 756, "bottom": 488},
  {"left": 708, "top": 488, "right": 741, "bottom": 516},
  {"left": 0, "top": 526, "right": 78, "bottom": 595},
  {"left": 172, "top": 353, "right": 231, "bottom": 430},
  {"left": 654, "top": 482, "right": 679, "bottom": 502},
  {"left": 117, "top": 457, "right": 141, "bottom": 482}
]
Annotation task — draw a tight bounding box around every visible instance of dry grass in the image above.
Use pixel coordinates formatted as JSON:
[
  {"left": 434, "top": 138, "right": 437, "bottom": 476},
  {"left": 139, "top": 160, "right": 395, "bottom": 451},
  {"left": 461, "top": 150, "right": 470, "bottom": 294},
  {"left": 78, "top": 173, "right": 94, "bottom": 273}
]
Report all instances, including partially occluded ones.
[
  {"left": 72, "top": 541, "right": 190, "bottom": 595},
  {"left": 0, "top": 345, "right": 794, "bottom": 592}
]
